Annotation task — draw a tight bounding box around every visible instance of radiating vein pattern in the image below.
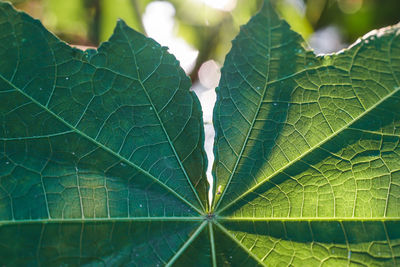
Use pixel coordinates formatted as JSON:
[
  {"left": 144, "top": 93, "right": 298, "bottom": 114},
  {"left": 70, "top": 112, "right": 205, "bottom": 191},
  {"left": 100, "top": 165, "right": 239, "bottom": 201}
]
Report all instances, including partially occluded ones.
[
  {"left": 213, "top": 0, "right": 400, "bottom": 213},
  {"left": 0, "top": 2, "right": 210, "bottom": 266},
  {"left": 0, "top": 1, "right": 208, "bottom": 221},
  {"left": 212, "top": 0, "right": 400, "bottom": 266},
  {"left": 1, "top": 0, "right": 400, "bottom": 265}
]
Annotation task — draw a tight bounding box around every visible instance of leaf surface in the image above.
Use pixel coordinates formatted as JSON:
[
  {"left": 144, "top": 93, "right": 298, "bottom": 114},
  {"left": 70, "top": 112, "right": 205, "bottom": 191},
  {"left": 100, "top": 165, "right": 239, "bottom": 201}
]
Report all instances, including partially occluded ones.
[
  {"left": 212, "top": 0, "right": 400, "bottom": 265},
  {"left": 1, "top": 0, "right": 400, "bottom": 266},
  {"left": 0, "top": 2, "right": 208, "bottom": 265}
]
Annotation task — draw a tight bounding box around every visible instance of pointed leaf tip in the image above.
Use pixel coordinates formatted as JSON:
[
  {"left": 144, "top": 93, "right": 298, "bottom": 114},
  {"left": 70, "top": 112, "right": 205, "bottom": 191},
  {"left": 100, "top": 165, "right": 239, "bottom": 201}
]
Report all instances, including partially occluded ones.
[
  {"left": 116, "top": 18, "right": 127, "bottom": 27},
  {"left": 260, "top": 0, "right": 275, "bottom": 14}
]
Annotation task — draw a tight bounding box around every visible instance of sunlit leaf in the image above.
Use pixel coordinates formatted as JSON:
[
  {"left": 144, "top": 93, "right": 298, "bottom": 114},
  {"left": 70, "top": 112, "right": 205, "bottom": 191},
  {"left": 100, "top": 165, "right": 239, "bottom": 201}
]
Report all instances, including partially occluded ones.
[
  {"left": 212, "top": 0, "right": 400, "bottom": 265},
  {"left": 1, "top": 0, "right": 399, "bottom": 265}
]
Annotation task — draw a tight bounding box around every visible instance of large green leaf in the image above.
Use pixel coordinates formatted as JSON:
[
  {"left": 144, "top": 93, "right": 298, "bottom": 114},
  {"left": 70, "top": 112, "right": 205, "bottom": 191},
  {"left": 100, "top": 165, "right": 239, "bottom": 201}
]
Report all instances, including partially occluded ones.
[
  {"left": 0, "top": 2, "right": 208, "bottom": 265},
  {"left": 1, "top": 0, "right": 400, "bottom": 266},
  {"left": 212, "top": 0, "right": 400, "bottom": 265}
]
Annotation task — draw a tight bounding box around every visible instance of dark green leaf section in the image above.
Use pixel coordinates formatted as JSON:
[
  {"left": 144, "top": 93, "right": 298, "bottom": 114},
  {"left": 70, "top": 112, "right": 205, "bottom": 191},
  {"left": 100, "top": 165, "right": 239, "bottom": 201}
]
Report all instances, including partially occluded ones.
[
  {"left": 0, "top": 221, "right": 202, "bottom": 266},
  {"left": 0, "top": 132, "right": 199, "bottom": 219},
  {"left": 0, "top": 2, "right": 210, "bottom": 266},
  {"left": 0, "top": 0, "right": 208, "bottom": 221},
  {"left": 173, "top": 222, "right": 213, "bottom": 267},
  {"left": 221, "top": 220, "right": 400, "bottom": 266},
  {"left": 213, "top": 223, "right": 264, "bottom": 267}
]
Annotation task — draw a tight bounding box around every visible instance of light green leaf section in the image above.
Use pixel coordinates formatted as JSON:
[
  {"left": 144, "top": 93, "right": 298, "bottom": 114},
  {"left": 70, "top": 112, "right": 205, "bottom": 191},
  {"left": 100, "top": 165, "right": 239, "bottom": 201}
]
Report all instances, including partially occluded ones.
[
  {"left": 213, "top": 0, "right": 400, "bottom": 213},
  {"left": 212, "top": 0, "right": 400, "bottom": 265},
  {"left": 219, "top": 220, "right": 400, "bottom": 266}
]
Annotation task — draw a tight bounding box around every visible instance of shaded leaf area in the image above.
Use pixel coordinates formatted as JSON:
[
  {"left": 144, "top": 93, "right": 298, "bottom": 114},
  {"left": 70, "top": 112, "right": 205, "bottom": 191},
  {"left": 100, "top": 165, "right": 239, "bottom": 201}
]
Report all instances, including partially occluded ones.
[
  {"left": 0, "top": 1, "right": 209, "bottom": 220},
  {"left": 172, "top": 221, "right": 267, "bottom": 267},
  {"left": 0, "top": 221, "right": 202, "bottom": 266},
  {"left": 173, "top": 222, "right": 214, "bottom": 266},
  {"left": 0, "top": 2, "right": 210, "bottom": 266},
  {"left": 220, "top": 220, "right": 400, "bottom": 266},
  {"left": 213, "top": 223, "right": 265, "bottom": 267},
  {"left": 0, "top": 133, "right": 199, "bottom": 219}
]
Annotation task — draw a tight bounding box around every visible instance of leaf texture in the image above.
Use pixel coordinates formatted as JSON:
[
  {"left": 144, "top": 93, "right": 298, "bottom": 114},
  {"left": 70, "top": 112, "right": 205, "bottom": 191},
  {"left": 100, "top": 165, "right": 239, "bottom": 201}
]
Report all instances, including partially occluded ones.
[
  {"left": 0, "top": 2, "right": 208, "bottom": 265},
  {"left": 212, "top": 0, "right": 400, "bottom": 265},
  {"left": 1, "top": 0, "right": 400, "bottom": 266}
]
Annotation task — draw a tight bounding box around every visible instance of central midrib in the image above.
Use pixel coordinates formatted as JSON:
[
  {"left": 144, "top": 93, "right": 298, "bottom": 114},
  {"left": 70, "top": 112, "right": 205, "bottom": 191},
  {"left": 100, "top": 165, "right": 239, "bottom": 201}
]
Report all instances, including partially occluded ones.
[
  {"left": 0, "top": 217, "right": 205, "bottom": 226},
  {"left": 217, "top": 217, "right": 400, "bottom": 221},
  {"left": 2, "top": 215, "right": 397, "bottom": 226}
]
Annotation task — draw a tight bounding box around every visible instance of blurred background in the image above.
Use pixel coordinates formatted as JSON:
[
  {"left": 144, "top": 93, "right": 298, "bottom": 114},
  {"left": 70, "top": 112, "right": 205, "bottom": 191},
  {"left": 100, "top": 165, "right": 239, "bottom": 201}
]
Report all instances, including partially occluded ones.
[{"left": 11, "top": 0, "right": 400, "bottom": 194}]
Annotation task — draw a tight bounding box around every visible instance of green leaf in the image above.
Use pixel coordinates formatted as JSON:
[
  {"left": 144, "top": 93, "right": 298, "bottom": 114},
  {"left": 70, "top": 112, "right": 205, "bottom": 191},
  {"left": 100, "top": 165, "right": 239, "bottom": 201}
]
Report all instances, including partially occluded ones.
[
  {"left": 212, "top": 0, "right": 400, "bottom": 265},
  {"left": 1, "top": 0, "right": 400, "bottom": 266},
  {"left": 0, "top": 2, "right": 208, "bottom": 265}
]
